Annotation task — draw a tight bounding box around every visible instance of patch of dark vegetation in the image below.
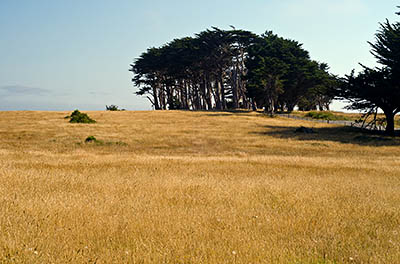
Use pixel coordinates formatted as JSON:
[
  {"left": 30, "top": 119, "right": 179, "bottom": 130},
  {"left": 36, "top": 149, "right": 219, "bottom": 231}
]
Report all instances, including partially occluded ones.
[
  {"left": 305, "top": 111, "right": 350, "bottom": 121},
  {"left": 85, "top": 135, "right": 99, "bottom": 143},
  {"left": 67, "top": 110, "right": 96, "bottom": 124},
  {"left": 308, "top": 142, "right": 329, "bottom": 147},
  {"left": 106, "top": 105, "right": 125, "bottom": 111},
  {"left": 112, "top": 141, "right": 128, "bottom": 146},
  {"left": 85, "top": 136, "right": 104, "bottom": 145},
  {"left": 83, "top": 136, "right": 127, "bottom": 146}
]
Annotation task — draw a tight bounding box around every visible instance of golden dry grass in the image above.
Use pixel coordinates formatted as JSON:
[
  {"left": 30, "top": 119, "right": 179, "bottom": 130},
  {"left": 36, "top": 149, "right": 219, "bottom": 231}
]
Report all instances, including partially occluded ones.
[{"left": 0, "top": 110, "right": 399, "bottom": 263}]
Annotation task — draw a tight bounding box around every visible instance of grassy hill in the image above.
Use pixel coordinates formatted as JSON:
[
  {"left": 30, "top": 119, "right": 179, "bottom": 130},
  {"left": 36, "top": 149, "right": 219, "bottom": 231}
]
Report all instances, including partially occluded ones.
[{"left": 0, "top": 110, "right": 399, "bottom": 263}]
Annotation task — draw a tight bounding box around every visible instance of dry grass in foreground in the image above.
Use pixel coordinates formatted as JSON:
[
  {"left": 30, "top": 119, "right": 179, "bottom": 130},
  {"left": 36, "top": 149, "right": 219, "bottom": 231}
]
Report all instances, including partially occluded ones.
[{"left": 0, "top": 110, "right": 399, "bottom": 263}]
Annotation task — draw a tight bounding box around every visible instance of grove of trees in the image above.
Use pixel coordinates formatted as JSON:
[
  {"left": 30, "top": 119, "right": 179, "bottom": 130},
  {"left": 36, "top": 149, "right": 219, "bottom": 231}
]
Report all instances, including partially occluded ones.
[
  {"left": 130, "top": 6, "right": 399, "bottom": 136},
  {"left": 130, "top": 28, "right": 337, "bottom": 113}
]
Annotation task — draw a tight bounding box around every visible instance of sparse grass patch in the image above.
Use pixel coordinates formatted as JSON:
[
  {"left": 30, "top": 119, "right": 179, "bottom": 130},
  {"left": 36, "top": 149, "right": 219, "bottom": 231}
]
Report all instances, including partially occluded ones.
[
  {"left": 84, "top": 136, "right": 127, "bottom": 146},
  {"left": 111, "top": 141, "right": 128, "bottom": 146}
]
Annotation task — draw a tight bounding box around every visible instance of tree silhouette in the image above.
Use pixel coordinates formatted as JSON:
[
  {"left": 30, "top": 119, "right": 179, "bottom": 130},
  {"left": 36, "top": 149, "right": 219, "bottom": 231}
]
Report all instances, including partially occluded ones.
[
  {"left": 130, "top": 28, "right": 335, "bottom": 112},
  {"left": 369, "top": 6, "right": 400, "bottom": 87},
  {"left": 338, "top": 7, "right": 400, "bottom": 136},
  {"left": 246, "top": 31, "right": 335, "bottom": 113}
]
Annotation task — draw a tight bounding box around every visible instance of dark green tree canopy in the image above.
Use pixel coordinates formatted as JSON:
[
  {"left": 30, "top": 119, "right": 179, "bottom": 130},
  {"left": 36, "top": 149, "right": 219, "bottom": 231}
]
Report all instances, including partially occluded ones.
[
  {"left": 369, "top": 18, "right": 400, "bottom": 76},
  {"left": 130, "top": 28, "right": 335, "bottom": 112},
  {"left": 246, "top": 31, "right": 336, "bottom": 113}
]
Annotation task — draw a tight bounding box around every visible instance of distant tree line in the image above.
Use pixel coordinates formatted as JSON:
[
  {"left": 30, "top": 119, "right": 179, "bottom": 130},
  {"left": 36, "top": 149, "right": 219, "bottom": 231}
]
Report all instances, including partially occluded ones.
[{"left": 130, "top": 28, "right": 337, "bottom": 113}]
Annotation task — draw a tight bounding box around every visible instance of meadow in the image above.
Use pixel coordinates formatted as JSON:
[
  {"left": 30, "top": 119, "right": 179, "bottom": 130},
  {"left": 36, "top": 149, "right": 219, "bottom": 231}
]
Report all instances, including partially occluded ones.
[{"left": 0, "top": 110, "right": 399, "bottom": 263}]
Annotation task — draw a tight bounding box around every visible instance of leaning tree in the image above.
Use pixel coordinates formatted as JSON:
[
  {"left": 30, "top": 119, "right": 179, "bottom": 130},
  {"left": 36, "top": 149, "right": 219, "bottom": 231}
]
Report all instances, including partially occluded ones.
[{"left": 338, "top": 7, "right": 400, "bottom": 136}]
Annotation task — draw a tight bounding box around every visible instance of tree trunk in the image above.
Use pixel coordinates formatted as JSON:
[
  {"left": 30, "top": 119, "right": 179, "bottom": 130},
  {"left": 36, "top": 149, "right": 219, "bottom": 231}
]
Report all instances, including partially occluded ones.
[
  {"left": 153, "top": 86, "right": 160, "bottom": 110},
  {"left": 205, "top": 77, "right": 213, "bottom": 110},
  {"left": 219, "top": 73, "right": 226, "bottom": 110},
  {"left": 184, "top": 80, "right": 190, "bottom": 109},
  {"left": 166, "top": 84, "right": 172, "bottom": 109},
  {"left": 215, "top": 81, "right": 222, "bottom": 110},
  {"left": 384, "top": 111, "right": 395, "bottom": 136},
  {"left": 232, "top": 67, "right": 238, "bottom": 109},
  {"left": 200, "top": 77, "right": 209, "bottom": 110},
  {"left": 251, "top": 99, "right": 257, "bottom": 111},
  {"left": 180, "top": 81, "right": 186, "bottom": 109}
]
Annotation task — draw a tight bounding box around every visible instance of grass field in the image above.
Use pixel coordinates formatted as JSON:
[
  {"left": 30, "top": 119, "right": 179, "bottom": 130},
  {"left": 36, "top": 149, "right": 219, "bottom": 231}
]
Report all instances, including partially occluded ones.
[{"left": 0, "top": 110, "right": 399, "bottom": 263}]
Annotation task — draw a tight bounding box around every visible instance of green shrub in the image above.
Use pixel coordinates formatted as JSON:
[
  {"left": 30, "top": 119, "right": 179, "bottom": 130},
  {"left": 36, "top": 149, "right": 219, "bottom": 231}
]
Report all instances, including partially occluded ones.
[
  {"left": 106, "top": 105, "right": 125, "bottom": 111},
  {"left": 84, "top": 136, "right": 104, "bottom": 145},
  {"left": 68, "top": 110, "right": 96, "bottom": 124},
  {"left": 305, "top": 111, "right": 349, "bottom": 121},
  {"left": 85, "top": 136, "right": 97, "bottom": 143}
]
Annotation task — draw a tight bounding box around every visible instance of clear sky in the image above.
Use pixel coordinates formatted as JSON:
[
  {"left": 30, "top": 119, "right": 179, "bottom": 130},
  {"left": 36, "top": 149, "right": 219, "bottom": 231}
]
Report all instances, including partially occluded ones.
[{"left": 0, "top": 0, "right": 398, "bottom": 111}]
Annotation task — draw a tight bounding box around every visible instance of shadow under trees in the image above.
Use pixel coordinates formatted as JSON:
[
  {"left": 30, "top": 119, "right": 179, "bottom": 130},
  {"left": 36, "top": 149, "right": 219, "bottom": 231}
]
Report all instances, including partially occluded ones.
[{"left": 254, "top": 124, "right": 400, "bottom": 147}]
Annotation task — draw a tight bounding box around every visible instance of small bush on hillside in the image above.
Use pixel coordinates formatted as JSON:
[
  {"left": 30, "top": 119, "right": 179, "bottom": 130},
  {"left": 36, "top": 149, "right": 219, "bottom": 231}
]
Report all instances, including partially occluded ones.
[
  {"left": 85, "top": 136, "right": 97, "bottom": 143},
  {"left": 68, "top": 110, "right": 96, "bottom": 123},
  {"left": 305, "top": 111, "right": 350, "bottom": 121},
  {"left": 106, "top": 105, "right": 125, "bottom": 111},
  {"left": 84, "top": 136, "right": 104, "bottom": 145}
]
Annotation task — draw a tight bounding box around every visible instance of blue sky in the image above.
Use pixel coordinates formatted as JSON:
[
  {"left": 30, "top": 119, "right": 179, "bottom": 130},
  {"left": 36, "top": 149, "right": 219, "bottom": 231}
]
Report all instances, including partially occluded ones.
[{"left": 0, "top": 0, "right": 398, "bottom": 111}]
